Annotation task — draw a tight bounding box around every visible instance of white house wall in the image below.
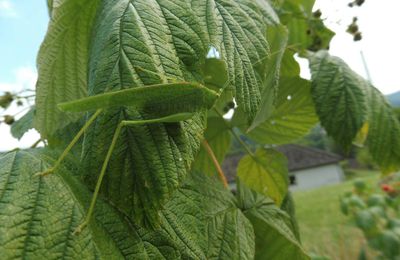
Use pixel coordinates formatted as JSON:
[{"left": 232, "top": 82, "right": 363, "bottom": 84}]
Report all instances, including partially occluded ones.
[{"left": 289, "top": 164, "right": 344, "bottom": 191}]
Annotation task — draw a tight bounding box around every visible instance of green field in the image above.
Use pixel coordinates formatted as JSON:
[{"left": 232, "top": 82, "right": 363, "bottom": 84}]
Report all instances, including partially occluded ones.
[{"left": 293, "top": 170, "right": 379, "bottom": 260}]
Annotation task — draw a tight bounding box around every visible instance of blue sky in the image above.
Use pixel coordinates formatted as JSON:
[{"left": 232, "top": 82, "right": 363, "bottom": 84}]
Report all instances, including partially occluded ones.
[{"left": 0, "top": 0, "right": 48, "bottom": 84}]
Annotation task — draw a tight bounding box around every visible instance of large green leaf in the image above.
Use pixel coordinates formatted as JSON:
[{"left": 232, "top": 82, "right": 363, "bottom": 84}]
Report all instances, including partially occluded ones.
[
  {"left": 237, "top": 148, "right": 288, "bottom": 205},
  {"left": 192, "top": 116, "right": 232, "bottom": 176},
  {"left": 247, "top": 77, "right": 318, "bottom": 145},
  {"left": 309, "top": 51, "right": 368, "bottom": 150},
  {"left": 79, "top": 0, "right": 279, "bottom": 228},
  {"left": 82, "top": 109, "right": 206, "bottom": 228},
  {"left": 190, "top": 0, "right": 274, "bottom": 124},
  {"left": 237, "top": 179, "right": 310, "bottom": 260},
  {"left": 365, "top": 87, "right": 400, "bottom": 174},
  {"left": 280, "top": 192, "right": 301, "bottom": 241},
  {"left": 309, "top": 51, "right": 400, "bottom": 173},
  {"left": 0, "top": 150, "right": 254, "bottom": 259},
  {"left": 167, "top": 172, "right": 255, "bottom": 259},
  {"left": 81, "top": 0, "right": 210, "bottom": 228},
  {"left": 34, "top": 0, "right": 100, "bottom": 138}
]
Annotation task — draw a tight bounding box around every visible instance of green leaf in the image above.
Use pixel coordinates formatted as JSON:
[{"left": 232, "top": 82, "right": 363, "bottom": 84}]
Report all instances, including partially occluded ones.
[
  {"left": 79, "top": 0, "right": 279, "bottom": 228},
  {"left": 278, "top": 0, "right": 334, "bottom": 52},
  {"left": 201, "top": 57, "right": 229, "bottom": 90},
  {"left": 191, "top": 0, "right": 274, "bottom": 124},
  {"left": 248, "top": 24, "right": 289, "bottom": 132},
  {"left": 280, "top": 50, "right": 301, "bottom": 77},
  {"left": 309, "top": 51, "right": 400, "bottom": 173},
  {"left": 0, "top": 150, "right": 254, "bottom": 259},
  {"left": 82, "top": 110, "right": 206, "bottom": 228},
  {"left": 280, "top": 192, "right": 301, "bottom": 241},
  {"left": 0, "top": 150, "right": 129, "bottom": 258},
  {"left": 82, "top": 0, "right": 211, "bottom": 228},
  {"left": 167, "top": 172, "right": 255, "bottom": 259},
  {"left": 247, "top": 77, "right": 318, "bottom": 145},
  {"left": 237, "top": 148, "right": 288, "bottom": 205},
  {"left": 11, "top": 107, "right": 35, "bottom": 140},
  {"left": 58, "top": 82, "right": 218, "bottom": 114},
  {"left": 364, "top": 86, "right": 400, "bottom": 174},
  {"left": 237, "top": 179, "right": 310, "bottom": 260},
  {"left": 192, "top": 116, "right": 232, "bottom": 176},
  {"left": 47, "top": 0, "right": 53, "bottom": 16},
  {"left": 309, "top": 50, "right": 368, "bottom": 150},
  {"left": 34, "top": 0, "right": 100, "bottom": 138}
]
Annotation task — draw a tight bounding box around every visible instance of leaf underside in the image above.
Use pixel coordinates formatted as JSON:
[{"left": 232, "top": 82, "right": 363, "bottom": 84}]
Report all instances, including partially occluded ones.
[
  {"left": 247, "top": 77, "right": 318, "bottom": 145},
  {"left": 34, "top": 0, "right": 100, "bottom": 138},
  {"left": 0, "top": 151, "right": 255, "bottom": 259},
  {"left": 192, "top": 116, "right": 232, "bottom": 176},
  {"left": 237, "top": 179, "right": 310, "bottom": 260},
  {"left": 80, "top": 0, "right": 278, "bottom": 227},
  {"left": 309, "top": 51, "right": 400, "bottom": 173},
  {"left": 237, "top": 148, "right": 289, "bottom": 205}
]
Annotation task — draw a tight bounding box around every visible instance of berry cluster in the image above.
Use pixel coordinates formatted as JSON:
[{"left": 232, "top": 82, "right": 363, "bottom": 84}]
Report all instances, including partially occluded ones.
[
  {"left": 0, "top": 90, "right": 33, "bottom": 126},
  {"left": 348, "top": 0, "right": 365, "bottom": 8},
  {"left": 347, "top": 17, "right": 362, "bottom": 41}
]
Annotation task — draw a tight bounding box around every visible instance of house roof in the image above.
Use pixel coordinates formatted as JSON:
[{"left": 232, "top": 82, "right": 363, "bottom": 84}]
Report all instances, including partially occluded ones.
[
  {"left": 222, "top": 144, "right": 342, "bottom": 183},
  {"left": 275, "top": 144, "right": 342, "bottom": 171}
]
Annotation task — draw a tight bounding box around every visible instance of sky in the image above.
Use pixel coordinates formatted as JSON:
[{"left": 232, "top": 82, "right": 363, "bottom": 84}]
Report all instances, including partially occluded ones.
[{"left": 0, "top": 0, "right": 399, "bottom": 151}]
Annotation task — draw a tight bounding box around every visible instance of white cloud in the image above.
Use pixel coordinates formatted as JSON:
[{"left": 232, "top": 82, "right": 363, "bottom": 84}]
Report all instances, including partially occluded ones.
[
  {"left": 0, "top": 66, "right": 39, "bottom": 152},
  {"left": 0, "top": 0, "right": 17, "bottom": 18},
  {"left": 0, "top": 66, "right": 37, "bottom": 93}
]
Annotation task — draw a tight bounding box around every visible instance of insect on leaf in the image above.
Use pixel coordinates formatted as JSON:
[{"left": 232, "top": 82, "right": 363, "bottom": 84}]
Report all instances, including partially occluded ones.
[{"left": 58, "top": 82, "right": 219, "bottom": 115}]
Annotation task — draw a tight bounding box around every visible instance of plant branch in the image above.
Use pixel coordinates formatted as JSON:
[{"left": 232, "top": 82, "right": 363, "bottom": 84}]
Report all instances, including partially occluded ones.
[
  {"left": 213, "top": 108, "right": 255, "bottom": 158},
  {"left": 201, "top": 139, "right": 228, "bottom": 188},
  {"left": 30, "top": 139, "right": 42, "bottom": 148}
]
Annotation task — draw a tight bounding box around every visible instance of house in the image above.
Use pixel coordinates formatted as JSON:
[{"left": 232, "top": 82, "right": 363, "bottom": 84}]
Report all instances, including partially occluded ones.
[
  {"left": 222, "top": 144, "right": 344, "bottom": 191},
  {"left": 276, "top": 144, "right": 344, "bottom": 191}
]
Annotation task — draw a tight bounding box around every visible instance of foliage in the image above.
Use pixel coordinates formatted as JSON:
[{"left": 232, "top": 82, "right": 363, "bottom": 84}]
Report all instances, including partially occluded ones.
[
  {"left": 355, "top": 148, "right": 377, "bottom": 170},
  {"left": 341, "top": 175, "right": 400, "bottom": 259},
  {"left": 294, "top": 171, "right": 380, "bottom": 259},
  {"left": 1, "top": 0, "right": 399, "bottom": 258}
]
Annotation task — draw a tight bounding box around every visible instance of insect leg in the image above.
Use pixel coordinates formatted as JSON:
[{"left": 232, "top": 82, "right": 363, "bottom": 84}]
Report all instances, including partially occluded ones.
[
  {"left": 73, "top": 113, "right": 195, "bottom": 234},
  {"left": 35, "top": 109, "right": 103, "bottom": 177},
  {"left": 73, "top": 119, "right": 124, "bottom": 235}
]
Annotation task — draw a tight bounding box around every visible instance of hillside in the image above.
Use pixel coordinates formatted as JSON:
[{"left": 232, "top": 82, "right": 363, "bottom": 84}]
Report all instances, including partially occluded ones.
[{"left": 388, "top": 91, "right": 400, "bottom": 107}]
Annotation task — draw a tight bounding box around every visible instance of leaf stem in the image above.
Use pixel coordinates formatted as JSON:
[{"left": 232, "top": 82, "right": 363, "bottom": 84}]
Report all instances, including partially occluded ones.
[
  {"left": 230, "top": 128, "right": 255, "bottom": 158},
  {"left": 213, "top": 108, "right": 255, "bottom": 158},
  {"left": 30, "top": 139, "right": 42, "bottom": 148},
  {"left": 201, "top": 139, "right": 228, "bottom": 188}
]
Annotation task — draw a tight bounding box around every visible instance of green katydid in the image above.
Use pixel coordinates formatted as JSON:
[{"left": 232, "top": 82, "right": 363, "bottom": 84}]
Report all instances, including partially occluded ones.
[
  {"left": 35, "top": 46, "right": 230, "bottom": 234},
  {"left": 35, "top": 81, "right": 220, "bottom": 234}
]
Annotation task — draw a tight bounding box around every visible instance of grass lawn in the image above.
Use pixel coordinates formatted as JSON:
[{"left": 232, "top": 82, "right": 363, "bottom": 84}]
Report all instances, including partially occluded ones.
[{"left": 293, "top": 170, "right": 379, "bottom": 260}]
